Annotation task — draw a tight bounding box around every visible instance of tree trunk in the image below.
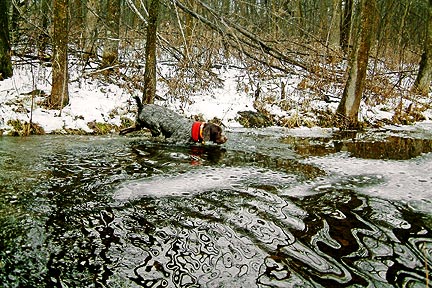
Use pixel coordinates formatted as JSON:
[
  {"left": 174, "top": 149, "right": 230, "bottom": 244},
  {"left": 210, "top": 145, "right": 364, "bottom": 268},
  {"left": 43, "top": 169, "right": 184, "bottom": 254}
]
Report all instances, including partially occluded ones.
[
  {"left": 336, "top": 0, "right": 377, "bottom": 129},
  {"left": 328, "top": 0, "right": 342, "bottom": 51},
  {"left": 184, "top": 0, "right": 197, "bottom": 60},
  {"left": 0, "top": 0, "right": 13, "bottom": 80},
  {"left": 38, "top": 0, "right": 50, "bottom": 59},
  {"left": 51, "top": 0, "right": 69, "bottom": 109},
  {"left": 143, "top": 0, "right": 159, "bottom": 104},
  {"left": 412, "top": 0, "right": 432, "bottom": 95},
  {"left": 10, "top": 0, "right": 23, "bottom": 40},
  {"left": 101, "top": 0, "right": 121, "bottom": 68},
  {"left": 83, "top": 0, "right": 100, "bottom": 63},
  {"left": 291, "top": 0, "right": 303, "bottom": 38},
  {"left": 341, "top": 0, "right": 353, "bottom": 52}
]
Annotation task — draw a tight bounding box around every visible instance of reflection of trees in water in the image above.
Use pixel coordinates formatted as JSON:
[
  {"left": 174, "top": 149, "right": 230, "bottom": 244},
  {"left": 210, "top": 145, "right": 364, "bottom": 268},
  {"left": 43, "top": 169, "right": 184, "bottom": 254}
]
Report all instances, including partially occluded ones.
[
  {"left": 284, "top": 134, "right": 432, "bottom": 160},
  {"left": 285, "top": 190, "right": 431, "bottom": 287},
  {"left": 101, "top": 186, "right": 430, "bottom": 287},
  {"left": 337, "top": 136, "right": 432, "bottom": 160}
]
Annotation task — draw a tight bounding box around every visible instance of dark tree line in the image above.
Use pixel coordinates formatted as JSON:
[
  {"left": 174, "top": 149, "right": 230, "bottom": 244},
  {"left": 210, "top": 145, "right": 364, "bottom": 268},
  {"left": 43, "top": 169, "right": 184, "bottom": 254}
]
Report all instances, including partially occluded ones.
[
  {"left": 0, "top": 0, "right": 431, "bottom": 127},
  {"left": 0, "top": 0, "right": 12, "bottom": 80}
]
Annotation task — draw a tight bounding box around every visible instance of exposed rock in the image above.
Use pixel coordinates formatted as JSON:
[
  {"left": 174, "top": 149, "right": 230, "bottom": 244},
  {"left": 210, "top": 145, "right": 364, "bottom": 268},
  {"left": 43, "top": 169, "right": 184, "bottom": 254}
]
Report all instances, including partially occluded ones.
[{"left": 236, "top": 110, "right": 274, "bottom": 128}]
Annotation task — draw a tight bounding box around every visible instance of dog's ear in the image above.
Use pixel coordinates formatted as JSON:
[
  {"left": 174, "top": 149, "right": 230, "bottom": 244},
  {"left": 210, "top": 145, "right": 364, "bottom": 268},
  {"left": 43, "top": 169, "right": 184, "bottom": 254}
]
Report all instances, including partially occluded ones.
[{"left": 202, "top": 123, "right": 211, "bottom": 142}]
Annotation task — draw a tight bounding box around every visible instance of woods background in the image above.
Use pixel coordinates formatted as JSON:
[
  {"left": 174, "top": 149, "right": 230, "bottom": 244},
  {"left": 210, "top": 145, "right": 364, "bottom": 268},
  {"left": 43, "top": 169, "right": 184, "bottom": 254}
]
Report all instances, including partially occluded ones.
[{"left": 1, "top": 0, "right": 431, "bottom": 128}]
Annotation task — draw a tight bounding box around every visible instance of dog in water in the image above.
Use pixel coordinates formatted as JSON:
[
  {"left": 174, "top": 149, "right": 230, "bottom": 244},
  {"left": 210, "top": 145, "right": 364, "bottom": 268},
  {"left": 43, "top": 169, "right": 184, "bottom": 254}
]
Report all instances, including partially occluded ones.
[{"left": 120, "top": 97, "right": 228, "bottom": 144}]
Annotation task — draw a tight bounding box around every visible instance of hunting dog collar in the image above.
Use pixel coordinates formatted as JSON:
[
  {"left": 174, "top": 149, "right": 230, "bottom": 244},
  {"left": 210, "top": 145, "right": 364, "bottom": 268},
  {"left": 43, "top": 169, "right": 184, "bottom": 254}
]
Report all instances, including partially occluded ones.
[{"left": 191, "top": 121, "right": 205, "bottom": 143}]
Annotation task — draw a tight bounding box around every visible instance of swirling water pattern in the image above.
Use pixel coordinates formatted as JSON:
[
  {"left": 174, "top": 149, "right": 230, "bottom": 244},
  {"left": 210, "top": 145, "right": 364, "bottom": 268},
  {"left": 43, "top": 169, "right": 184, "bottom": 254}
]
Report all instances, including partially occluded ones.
[{"left": 0, "top": 130, "right": 431, "bottom": 287}]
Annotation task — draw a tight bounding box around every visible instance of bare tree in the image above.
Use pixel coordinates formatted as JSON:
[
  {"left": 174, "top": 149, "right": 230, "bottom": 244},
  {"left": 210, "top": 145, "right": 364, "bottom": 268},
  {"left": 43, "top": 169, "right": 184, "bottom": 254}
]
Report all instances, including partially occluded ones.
[
  {"left": 37, "top": 0, "right": 50, "bottom": 59},
  {"left": 328, "top": 0, "right": 342, "bottom": 52},
  {"left": 341, "top": 0, "right": 353, "bottom": 52},
  {"left": 142, "top": 0, "right": 159, "bottom": 104},
  {"left": 50, "top": 0, "right": 69, "bottom": 109},
  {"left": 336, "top": 0, "right": 377, "bottom": 129},
  {"left": 83, "top": 0, "right": 100, "bottom": 63},
  {"left": 0, "top": 0, "right": 13, "bottom": 80},
  {"left": 412, "top": 0, "right": 432, "bottom": 95},
  {"left": 101, "top": 0, "right": 121, "bottom": 68}
]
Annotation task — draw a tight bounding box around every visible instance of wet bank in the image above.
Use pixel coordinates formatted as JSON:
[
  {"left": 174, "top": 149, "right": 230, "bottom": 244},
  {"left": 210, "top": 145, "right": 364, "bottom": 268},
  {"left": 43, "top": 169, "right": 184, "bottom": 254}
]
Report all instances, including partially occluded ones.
[{"left": 0, "top": 126, "right": 431, "bottom": 287}]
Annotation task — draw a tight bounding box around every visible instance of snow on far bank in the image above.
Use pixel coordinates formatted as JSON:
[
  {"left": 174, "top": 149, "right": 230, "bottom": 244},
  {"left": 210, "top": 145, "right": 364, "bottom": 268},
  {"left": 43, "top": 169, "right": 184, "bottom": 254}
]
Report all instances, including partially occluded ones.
[
  {"left": 1, "top": 57, "right": 431, "bottom": 135},
  {"left": 0, "top": 62, "right": 137, "bottom": 134},
  {"left": 159, "top": 66, "right": 256, "bottom": 127},
  {"left": 1, "top": 60, "right": 258, "bottom": 135}
]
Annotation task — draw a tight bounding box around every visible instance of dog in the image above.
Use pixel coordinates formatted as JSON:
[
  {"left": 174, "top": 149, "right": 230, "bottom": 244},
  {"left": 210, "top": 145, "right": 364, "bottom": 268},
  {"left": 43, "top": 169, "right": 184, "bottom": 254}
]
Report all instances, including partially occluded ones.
[{"left": 120, "top": 97, "right": 228, "bottom": 145}]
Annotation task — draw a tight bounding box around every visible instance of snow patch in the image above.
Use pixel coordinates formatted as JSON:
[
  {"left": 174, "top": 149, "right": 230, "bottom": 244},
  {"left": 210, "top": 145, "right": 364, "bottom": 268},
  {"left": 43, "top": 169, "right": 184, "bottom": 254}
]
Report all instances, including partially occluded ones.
[
  {"left": 298, "top": 152, "right": 432, "bottom": 214},
  {"left": 113, "top": 167, "right": 296, "bottom": 201}
]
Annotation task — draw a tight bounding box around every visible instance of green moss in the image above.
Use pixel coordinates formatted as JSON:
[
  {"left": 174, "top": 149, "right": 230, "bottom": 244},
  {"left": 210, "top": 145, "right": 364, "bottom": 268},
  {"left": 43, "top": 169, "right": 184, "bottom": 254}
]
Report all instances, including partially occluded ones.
[
  {"left": 120, "top": 117, "right": 135, "bottom": 130},
  {"left": 87, "top": 121, "right": 117, "bottom": 135},
  {"left": 6, "top": 120, "right": 45, "bottom": 136}
]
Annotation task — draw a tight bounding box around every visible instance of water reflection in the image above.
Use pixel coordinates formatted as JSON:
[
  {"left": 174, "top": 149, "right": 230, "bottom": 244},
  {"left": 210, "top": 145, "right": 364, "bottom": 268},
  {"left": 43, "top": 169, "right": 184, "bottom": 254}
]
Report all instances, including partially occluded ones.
[
  {"left": 0, "top": 132, "right": 431, "bottom": 287},
  {"left": 283, "top": 133, "right": 432, "bottom": 159}
]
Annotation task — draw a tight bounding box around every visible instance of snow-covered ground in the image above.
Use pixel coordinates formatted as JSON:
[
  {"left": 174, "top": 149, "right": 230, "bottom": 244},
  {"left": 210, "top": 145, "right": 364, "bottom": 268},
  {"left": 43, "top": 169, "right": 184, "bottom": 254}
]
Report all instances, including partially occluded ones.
[{"left": 0, "top": 57, "right": 431, "bottom": 135}]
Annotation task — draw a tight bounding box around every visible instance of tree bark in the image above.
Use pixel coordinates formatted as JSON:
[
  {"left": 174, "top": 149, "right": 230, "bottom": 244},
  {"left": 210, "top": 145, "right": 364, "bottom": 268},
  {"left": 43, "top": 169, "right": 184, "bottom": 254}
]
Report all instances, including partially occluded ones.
[
  {"left": 143, "top": 0, "right": 159, "bottom": 104},
  {"left": 328, "top": 0, "right": 342, "bottom": 51},
  {"left": 37, "top": 0, "right": 50, "bottom": 59},
  {"left": 412, "top": 0, "right": 432, "bottom": 95},
  {"left": 10, "top": 0, "right": 24, "bottom": 41},
  {"left": 336, "top": 0, "right": 377, "bottom": 129},
  {"left": 0, "top": 0, "right": 12, "bottom": 80},
  {"left": 341, "top": 0, "right": 353, "bottom": 52},
  {"left": 50, "top": 0, "right": 69, "bottom": 109},
  {"left": 101, "top": 0, "right": 121, "bottom": 68},
  {"left": 291, "top": 0, "right": 303, "bottom": 37},
  {"left": 83, "top": 0, "right": 100, "bottom": 63}
]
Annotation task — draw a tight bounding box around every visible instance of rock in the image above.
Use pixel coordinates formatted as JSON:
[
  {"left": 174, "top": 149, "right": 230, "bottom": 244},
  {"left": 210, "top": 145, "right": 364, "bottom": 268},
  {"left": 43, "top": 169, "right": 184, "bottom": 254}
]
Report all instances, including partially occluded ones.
[{"left": 236, "top": 110, "right": 274, "bottom": 128}]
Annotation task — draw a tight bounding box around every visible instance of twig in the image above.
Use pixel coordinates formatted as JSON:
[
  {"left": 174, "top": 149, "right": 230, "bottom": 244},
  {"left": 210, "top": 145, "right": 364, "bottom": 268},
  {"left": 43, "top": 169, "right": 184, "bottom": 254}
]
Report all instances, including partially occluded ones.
[{"left": 81, "top": 64, "right": 122, "bottom": 77}]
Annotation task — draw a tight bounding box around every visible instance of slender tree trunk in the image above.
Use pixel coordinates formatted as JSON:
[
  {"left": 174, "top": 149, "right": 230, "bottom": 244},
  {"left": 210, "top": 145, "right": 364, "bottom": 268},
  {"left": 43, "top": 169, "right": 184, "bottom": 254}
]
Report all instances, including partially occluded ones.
[
  {"left": 10, "top": 0, "right": 25, "bottom": 40},
  {"left": 70, "top": 0, "right": 82, "bottom": 31},
  {"left": 38, "top": 0, "right": 50, "bottom": 59},
  {"left": 412, "top": 0, "right": 432, "bottom": 95},
  {"left": 51, "top": 0, "right": 69, "bottom": 109},
  {"left": 142, "top": 0, "right": 159, "bottom": 104},
  {"left": 341, "top": 0, "right": 353, "bottom": 52},
  {"left": 336, "top": 0, "right": 377, "bottom": 129},
  {"left": 83, "top": 0, "right": 100, "bottom": 63},
  {"left": 0, "top": 0, "right": 13, "bottom": 80},
  {"left": 291, "top": 0, "right": 303, "bottom": 38},
  {"left": 184, "top": 0, "right": 197, "bottom": 60},
  {"left": 328, "top": 0, "right": 342, "bottom": 51},
  {"left": 101, "top": 0, "right": 120, "bottom": 68}
]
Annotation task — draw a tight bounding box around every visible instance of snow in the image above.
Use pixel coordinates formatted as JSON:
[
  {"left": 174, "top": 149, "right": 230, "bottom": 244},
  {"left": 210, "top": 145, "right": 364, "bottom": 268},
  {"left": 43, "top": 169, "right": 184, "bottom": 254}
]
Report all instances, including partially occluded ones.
[
  {"left": 1, "top": 63, "right": 136, "bottom": 134},
  {"left": 114, "top": 166, "right": 296, "bottom": 200},
  {"left": 298, "top": 152, "right": 432, "bottom": 215},
  {"left": 1, "top": 60, "right": 256, "bottom": 134},
  {"left": 162, "top": 67, "right": 256, "bottom": 127},
  {"left": 0, "top": 56, "right": 431, "bottom": 135}
]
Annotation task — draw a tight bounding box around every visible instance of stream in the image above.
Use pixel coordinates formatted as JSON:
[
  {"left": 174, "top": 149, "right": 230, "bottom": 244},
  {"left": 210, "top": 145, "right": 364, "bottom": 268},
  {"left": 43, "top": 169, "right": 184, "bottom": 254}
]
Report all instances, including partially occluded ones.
[{"left": 1, "top": 124, "right": 431, "bottom": 287}]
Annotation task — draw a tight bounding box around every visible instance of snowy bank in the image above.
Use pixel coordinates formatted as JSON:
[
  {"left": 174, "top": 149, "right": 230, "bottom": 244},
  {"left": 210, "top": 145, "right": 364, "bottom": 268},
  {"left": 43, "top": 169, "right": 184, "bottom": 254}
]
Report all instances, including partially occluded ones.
[{"left": 1, "top": 58, "right": 431, "bottom": 136}]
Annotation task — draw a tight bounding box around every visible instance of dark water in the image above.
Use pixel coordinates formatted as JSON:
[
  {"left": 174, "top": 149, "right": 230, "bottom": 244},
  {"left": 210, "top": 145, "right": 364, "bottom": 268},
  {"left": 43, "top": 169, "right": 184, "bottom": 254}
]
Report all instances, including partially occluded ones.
[{"left": 0, "top": 127, "right": 431, "bottom": 287}]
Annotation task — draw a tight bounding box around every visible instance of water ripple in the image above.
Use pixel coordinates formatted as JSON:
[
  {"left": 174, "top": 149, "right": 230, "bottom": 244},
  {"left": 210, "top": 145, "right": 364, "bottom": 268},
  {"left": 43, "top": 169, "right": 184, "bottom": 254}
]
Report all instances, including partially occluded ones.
[{"left": 0, "top": 135, "right": 431, "bottom": 287}]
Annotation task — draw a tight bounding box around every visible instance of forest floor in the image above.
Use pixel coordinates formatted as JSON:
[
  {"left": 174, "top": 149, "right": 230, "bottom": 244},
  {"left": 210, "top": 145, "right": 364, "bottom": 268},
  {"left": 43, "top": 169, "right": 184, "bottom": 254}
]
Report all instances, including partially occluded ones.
[{"left": 1, "top": 55, "right": 431, "bottom": 136}]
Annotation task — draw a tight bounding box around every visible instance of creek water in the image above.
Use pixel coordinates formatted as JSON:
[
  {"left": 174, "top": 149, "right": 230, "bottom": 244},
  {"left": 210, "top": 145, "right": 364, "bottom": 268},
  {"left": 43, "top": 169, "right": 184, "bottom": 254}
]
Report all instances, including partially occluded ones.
[{"left": 0, "top": 125, "right": 431, "bottom": 287}]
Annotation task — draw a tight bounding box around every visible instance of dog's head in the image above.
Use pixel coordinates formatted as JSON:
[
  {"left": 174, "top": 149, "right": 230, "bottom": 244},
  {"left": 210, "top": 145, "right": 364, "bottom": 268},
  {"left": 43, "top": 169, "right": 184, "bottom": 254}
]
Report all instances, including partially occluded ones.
[{"left": 202, "top": 123, "right": 228, "bottom": 144}]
